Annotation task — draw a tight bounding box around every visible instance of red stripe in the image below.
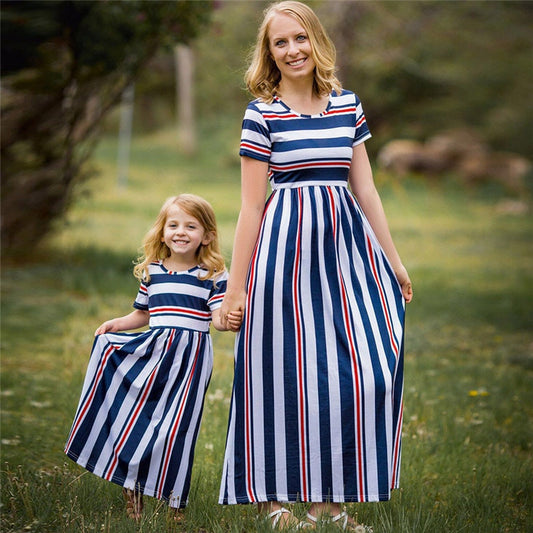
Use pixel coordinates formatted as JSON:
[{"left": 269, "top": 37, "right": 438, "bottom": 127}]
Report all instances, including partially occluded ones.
[
  {"left": 391, "top": 400, "right": 403, "bottom": 487},
  {"left": 242, "top": 196, "right": 275, "bottom": 502},
  {"left": 356, "top": 116, "right": 367, "bottom": 128},
  {"left": 328, "top": 188, "right": 366, "bottom": 498},
  {"left": 104, "top": 360, "right": 160, "bottom": 481},
  {"left": 65, "top": 344, "right": 114, "bottom": 451},
  {"left": 270, "top": 161, "right": 351, "bottom": 171},
  {"left": 150, "top": 307, "right": 210, "bottom": 318},
  {"left": 262, "top": 113, "right": 300, "bottom": 120},
  {"left": 293, "top": 188, "right": 308, "bottom": 500},
  {"left": 326, "top": 106, "right": 356, "bottom": 115},
  {"left": 365, "top": 235, "right": 399, "bottom": 357},
  {"left": 240, "top": 142, "right": 270, "bottom": 155},
  {"left": 157, "top": 332, "right": 200, "bottom": 498}
]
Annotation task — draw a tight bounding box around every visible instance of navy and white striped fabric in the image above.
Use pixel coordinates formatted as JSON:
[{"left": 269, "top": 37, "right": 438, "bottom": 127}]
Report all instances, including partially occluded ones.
[
  {"left": 65, "top": 263, "right": 227, "bottom": 508},
  {"left": 220, "top": 91, "right": 405, "bottom": 505}
]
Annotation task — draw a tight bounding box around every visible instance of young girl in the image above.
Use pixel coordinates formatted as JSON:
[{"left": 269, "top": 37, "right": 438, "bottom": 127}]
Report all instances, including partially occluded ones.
[{"left": 65, "top": 193, "right": 241, "bottom": 520}]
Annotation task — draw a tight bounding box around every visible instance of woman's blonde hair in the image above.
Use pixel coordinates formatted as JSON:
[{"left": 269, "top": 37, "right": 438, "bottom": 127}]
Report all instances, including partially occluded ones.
[
  {"left": 133, "top": 194, "right": 225, "bottom": 282},
  {"left": 245, "top": 1, "right": 342, "bottom": 103}
]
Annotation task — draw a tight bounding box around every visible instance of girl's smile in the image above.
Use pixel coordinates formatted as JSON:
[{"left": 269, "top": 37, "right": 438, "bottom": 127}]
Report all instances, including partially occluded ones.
[{"left": 161, "top": 205, "right": 211, "bottom": 269}]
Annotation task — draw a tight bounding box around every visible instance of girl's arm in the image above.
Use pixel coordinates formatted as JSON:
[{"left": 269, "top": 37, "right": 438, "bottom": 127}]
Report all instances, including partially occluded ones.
[
  {"left": 95, "top": 309, "right": 150, "bottom": 335},
  {"left": 349, "top": 143, "right": 413, "bottom": 303},
  {"left": 220, "top": 156, "right": 269, "bottom": 324}
]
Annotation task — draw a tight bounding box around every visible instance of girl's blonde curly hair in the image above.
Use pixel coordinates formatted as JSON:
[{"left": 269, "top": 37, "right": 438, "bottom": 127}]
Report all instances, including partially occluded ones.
[
  {"left": 133, "top": 194, "right": 225, "bottom": 283},
  {"left": 245, "top": 1, "right": 342, "bottom": 103}
]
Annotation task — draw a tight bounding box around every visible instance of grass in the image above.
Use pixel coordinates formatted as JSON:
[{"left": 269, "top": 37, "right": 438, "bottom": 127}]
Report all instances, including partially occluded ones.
[{"left": 1, "top": 124, "right": 532, "bottom": 532}]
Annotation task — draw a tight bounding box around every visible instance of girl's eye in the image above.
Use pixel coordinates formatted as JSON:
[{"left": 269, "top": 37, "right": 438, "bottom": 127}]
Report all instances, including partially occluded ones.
[
  {"left": 297, "top": 34, "right": 307, "bottom": 41},
  {"left": 274, "top": 39, "right": 286, "bottom": 47}
]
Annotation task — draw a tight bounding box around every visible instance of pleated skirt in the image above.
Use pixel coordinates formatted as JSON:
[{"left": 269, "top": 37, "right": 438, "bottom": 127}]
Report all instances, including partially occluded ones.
[
  {"left": 65, "top": 327, "right": 213, "bottom": 508},
  {"left": 220, "top": 184, "right": 405, "bottom": 504}
]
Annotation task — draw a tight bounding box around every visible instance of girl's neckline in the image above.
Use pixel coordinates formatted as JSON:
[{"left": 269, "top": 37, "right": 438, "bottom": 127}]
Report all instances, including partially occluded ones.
[
  {"left": 158, "top": 259, "right": 199, "bottom": 275},
  {"left": 273, "top": 94, "right": 331, "bottom": 118}
]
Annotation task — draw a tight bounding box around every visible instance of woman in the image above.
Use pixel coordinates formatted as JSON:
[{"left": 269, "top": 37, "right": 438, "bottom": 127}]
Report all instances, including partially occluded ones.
[{"left": 220, "top": 1, "right": 412, "bottom": 529}]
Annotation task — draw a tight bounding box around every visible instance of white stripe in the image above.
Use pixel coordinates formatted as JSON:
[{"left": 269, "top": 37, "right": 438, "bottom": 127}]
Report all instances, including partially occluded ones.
[{"left": 272, "top": 180, "right": 347, "bottom": 190}]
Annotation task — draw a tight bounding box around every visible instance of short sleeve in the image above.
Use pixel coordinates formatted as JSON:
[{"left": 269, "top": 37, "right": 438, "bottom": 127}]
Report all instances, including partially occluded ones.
[
  {"left": 207, "top": 271, "right": 228, "bottom": 311},
  {"left": 353, "top": 94, "right": 372, "bottom": 147},
  {"left": 239, "top": 101, "right": 271, "bottom": 162},
  {"left": 133, "top": 280, "right": 149, "bottom": 311}
]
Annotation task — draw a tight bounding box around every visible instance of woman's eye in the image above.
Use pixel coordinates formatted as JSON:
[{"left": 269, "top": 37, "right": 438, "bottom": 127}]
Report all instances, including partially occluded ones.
[
  {"left": 297, "top": 35, "right": 306, "bottom": 41},
  {"left": 275, "top": 39, "right": 285, "bottom": 47}
]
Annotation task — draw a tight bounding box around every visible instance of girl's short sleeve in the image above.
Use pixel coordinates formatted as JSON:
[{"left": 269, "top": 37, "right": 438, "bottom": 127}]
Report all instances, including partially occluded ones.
[
  {"left": 353, "top": 94, "right": 372, "bottom": 147},
  {"left": 207, "top": 271, "right": 228, "bottom": 311},
  {"left": 133, "top": 281, "right": 149, "bottom": 311},
  {"left": 239, "top": 102, "right": 271, "bottom": 162}
]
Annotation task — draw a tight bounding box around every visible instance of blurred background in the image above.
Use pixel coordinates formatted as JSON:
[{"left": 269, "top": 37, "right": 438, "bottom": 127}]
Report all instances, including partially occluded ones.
[
  {"left": 1, "top": 0, "right": 532, "bottom": 255},
  {"left": 1, "top": 1, "right": 532, "bottom": 532}
]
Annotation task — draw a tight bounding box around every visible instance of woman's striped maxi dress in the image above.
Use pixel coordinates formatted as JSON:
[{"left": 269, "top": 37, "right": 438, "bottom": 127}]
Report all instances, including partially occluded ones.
[
  {"left": 65, "top": 262, "right": 227, "bottom": 508},
  {"left": 219, "top": 90, "right": 405, "bottom": 505}
]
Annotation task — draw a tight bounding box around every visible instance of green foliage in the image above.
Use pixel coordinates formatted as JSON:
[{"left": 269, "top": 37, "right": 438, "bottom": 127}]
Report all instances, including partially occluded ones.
[
  {"left": 1, "top": 128, "right": 532, "bottom": 532},
  {"left": 1, "top": 0, "right": 213, "bottom": 256}
]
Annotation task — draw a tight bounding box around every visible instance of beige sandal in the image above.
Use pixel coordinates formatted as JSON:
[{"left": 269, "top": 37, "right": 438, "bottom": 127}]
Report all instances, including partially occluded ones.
[
  {"left": 306, "top": 510, "right": 373, "bottom": 532},
  {"left": 123, "top": 487, "right": 143, "bottom": 521},
  {"left": 267, "top": 506, "right": 302, "bottom": 530}
]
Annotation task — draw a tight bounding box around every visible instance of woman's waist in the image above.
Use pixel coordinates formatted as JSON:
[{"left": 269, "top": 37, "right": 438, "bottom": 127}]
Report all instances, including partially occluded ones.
[{"left": 271, "top": 179, "right": 348, "bottom": 190}]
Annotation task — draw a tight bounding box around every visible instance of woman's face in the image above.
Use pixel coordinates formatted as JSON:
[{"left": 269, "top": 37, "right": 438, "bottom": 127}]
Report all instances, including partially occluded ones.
[{"left": 267, "top": 12, "right": 315, "bottom": 84}]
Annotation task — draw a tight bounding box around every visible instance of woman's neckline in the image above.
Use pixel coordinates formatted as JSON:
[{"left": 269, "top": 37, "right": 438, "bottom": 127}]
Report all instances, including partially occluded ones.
[{"left": 273, "top": 94, "right": 331, "bottom": 118}]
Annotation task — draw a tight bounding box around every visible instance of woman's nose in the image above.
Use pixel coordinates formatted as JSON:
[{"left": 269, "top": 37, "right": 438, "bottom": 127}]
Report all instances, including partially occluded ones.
[{"left": 287, "top": 39, "right": 298, "bottom": 55}]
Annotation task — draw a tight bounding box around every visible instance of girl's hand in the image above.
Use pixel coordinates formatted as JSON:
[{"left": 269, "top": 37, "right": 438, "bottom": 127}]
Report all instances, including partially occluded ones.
[
  {"left": 226, "top": 310, "right": 244, "bottom": 332},
  {"left": 394, "top": 264, "right": 413, "bottom": 303},
  {"left": 95, "top": 320, "right": 119, "bottom": 336}
]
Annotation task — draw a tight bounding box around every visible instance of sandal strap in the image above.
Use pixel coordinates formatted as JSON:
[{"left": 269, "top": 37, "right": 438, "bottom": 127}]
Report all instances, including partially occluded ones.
[
  {"left": 267, "top": 506, "right": 291, "bottom": 527},
  {"left": 306, "top": 512, "right": 318, "bottom": 523},
  {"left": 331, "top": 510, "right": 348, "bottom": 528}
]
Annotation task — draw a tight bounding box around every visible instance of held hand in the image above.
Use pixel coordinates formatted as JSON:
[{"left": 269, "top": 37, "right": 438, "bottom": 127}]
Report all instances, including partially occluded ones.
[
  {"left": 394, "top": 264, "right": 413, "bottom": 303},
  {"left": 220, "top": 289, "right": 246, "bottom": 330},
  {"left": 225, "top": 310, "right": 244, "bottom": 332}
]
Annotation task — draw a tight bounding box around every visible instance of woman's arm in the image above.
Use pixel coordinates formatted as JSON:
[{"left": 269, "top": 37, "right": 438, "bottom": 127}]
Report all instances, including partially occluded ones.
[
  {"left": 95, "top": 309, "right": 150, "bottom": 335},
  {"left": 220, "top": 156, "right": 269, "bottom": 323},
  {"left": 349, "top": 143, "right": 413, "bottom": 302}
]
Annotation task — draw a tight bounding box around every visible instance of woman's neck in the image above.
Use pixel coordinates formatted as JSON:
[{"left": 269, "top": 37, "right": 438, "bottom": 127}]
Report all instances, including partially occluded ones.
[{"left": 277, "top": 81, "right": 328, "bottom": 116}]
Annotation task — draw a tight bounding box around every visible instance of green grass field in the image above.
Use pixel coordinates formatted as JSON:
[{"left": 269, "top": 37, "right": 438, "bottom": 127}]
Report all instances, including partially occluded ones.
[{"left": 1, "top": 126, "right": 532, "bottom": 532}]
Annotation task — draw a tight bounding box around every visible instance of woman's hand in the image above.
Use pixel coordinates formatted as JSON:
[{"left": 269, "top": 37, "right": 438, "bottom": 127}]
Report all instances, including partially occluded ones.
[
  {"left": 220, "top": 289, "right": 247, "bottom": 330},
  {"left": 394, "top": 264, "right": 413, "bottom": 303}
]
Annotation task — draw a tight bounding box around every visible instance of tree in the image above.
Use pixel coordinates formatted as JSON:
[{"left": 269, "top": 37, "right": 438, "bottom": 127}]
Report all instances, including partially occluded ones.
[{"left": 1, "top": 0, "right": 213, "bottom": 257}]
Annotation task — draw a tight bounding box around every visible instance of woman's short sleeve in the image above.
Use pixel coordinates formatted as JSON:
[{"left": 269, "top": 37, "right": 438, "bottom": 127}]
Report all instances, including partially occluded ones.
[
  {"left": 239, "top": 102, "right": 271, "bottom": 162},
  {"left": 353, "top": 94, "right": 372, "bottom": 147}
]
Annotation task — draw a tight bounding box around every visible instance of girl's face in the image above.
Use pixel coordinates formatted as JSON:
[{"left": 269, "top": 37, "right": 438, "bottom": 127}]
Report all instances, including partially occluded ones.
[
  {"left": 161, "top": 205, "right": 211, "bottom": 264},
  {"left": 268, "top": 12, "right": 315, "bottom": 85}
]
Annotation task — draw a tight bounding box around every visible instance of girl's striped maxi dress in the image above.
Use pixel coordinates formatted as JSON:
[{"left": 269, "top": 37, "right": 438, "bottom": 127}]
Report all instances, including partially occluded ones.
[
  {"left": 219, "top": 90, "right": 405, "bottom": 505},
  {"left": 65, "top": 261, "right": 227, "bottom": 508}
]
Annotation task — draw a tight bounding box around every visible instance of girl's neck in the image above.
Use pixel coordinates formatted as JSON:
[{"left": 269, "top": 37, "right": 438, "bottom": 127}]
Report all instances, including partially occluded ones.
[{"left": 162, "top": 255, "right": 198, "bottom": 272}]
